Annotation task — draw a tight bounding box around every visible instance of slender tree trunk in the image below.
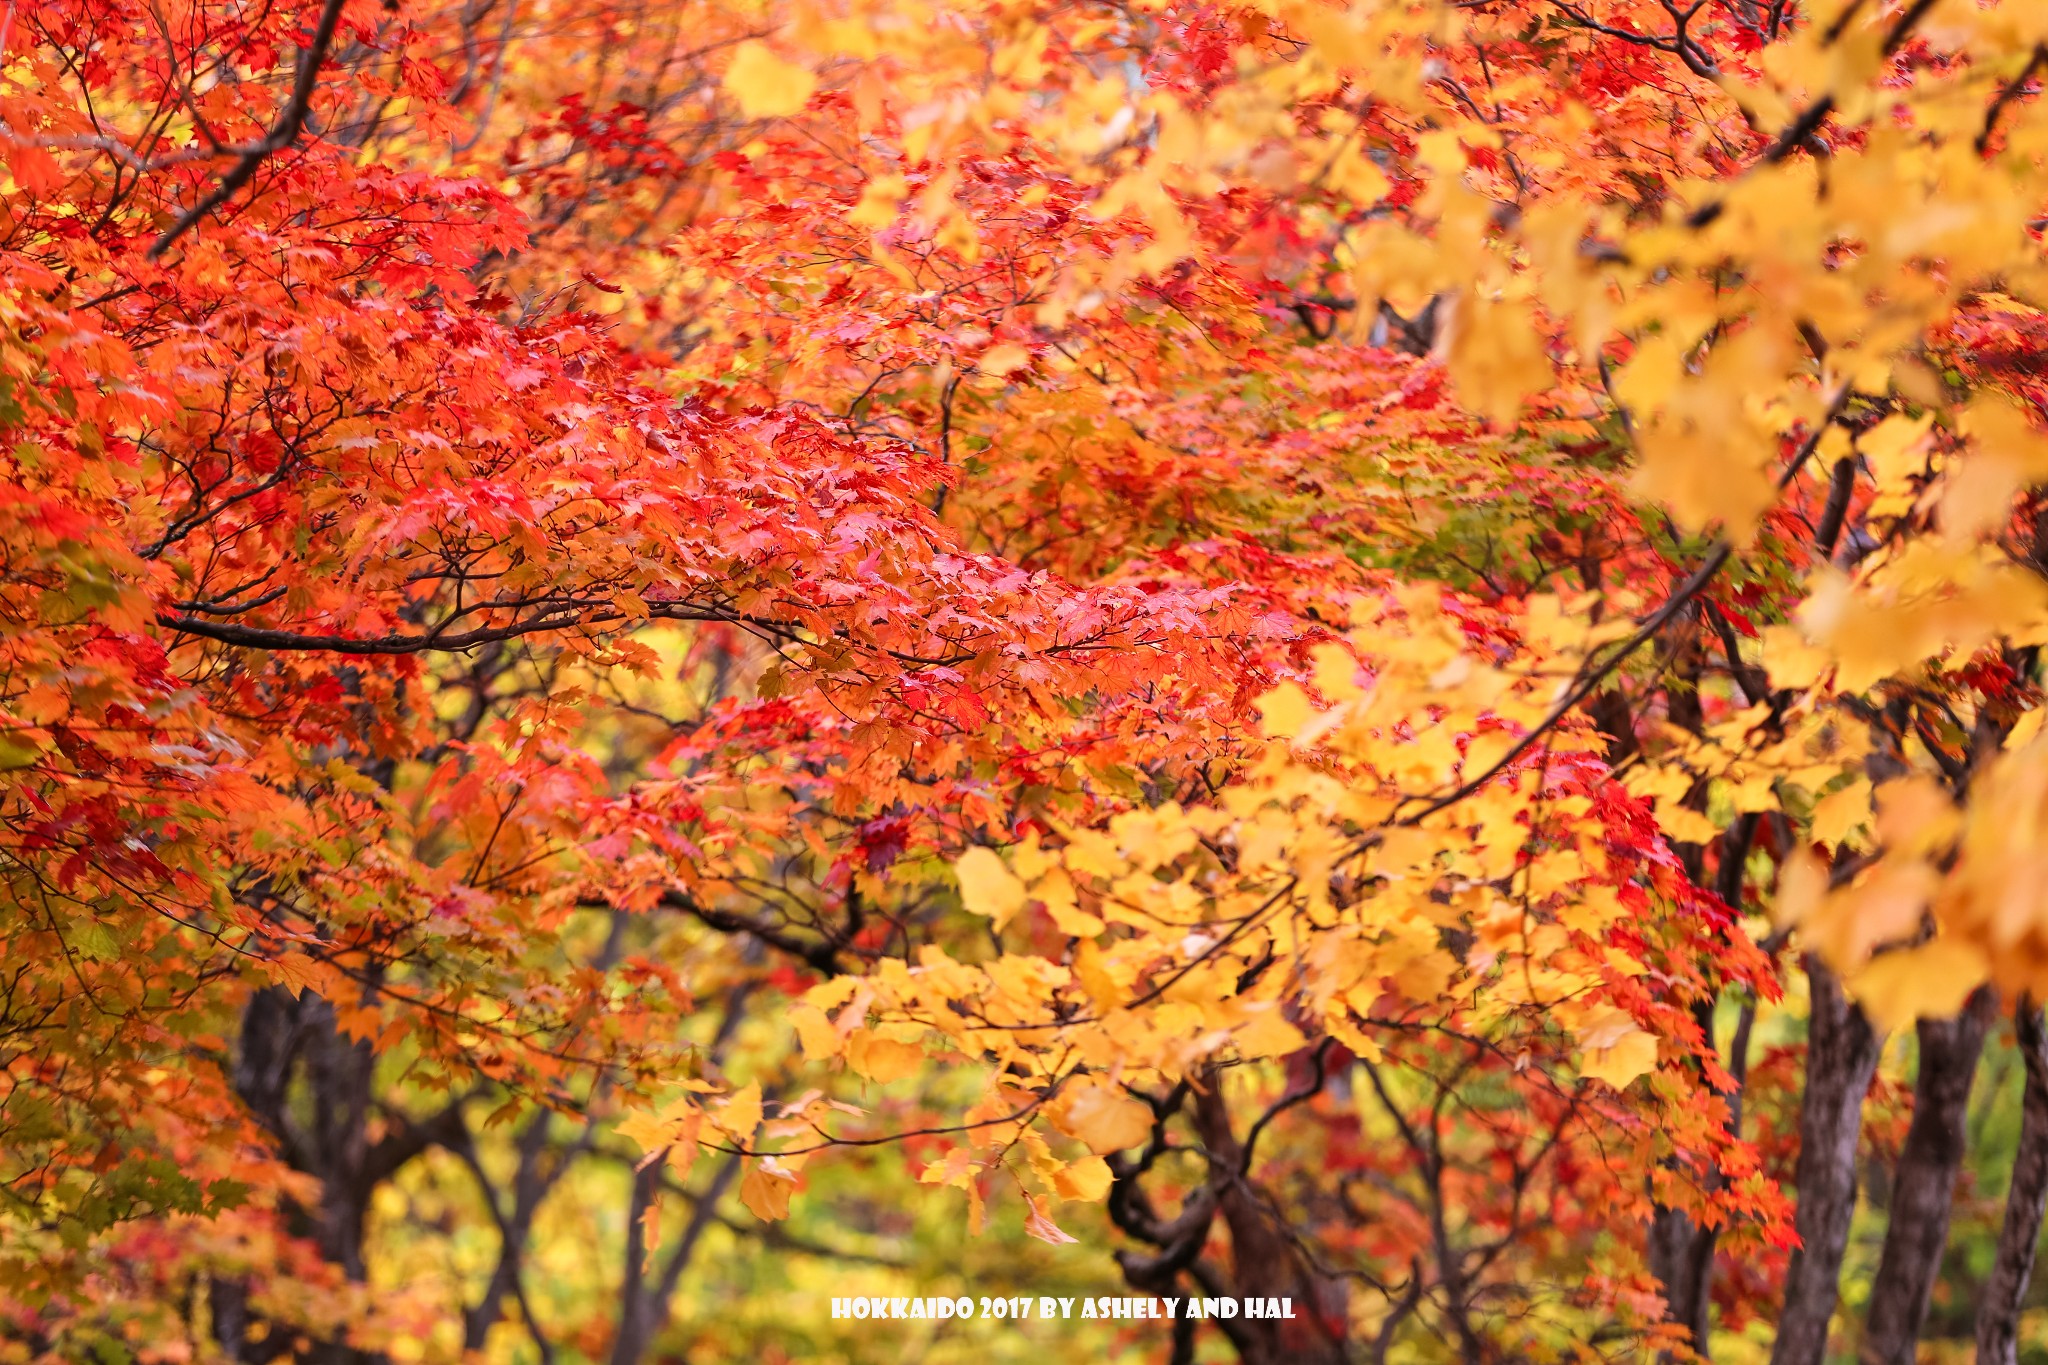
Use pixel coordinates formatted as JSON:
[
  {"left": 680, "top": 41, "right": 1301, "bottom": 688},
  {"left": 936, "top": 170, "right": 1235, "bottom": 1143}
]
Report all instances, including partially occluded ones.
[
  {"left": 1978, "top": 1003, "right": 2048, "bottom": 1365},
  {"left": 610, "top": 984, "right": 759, "bottom": 1365},
  {"left": 462, "top": 1111, "right": 558, "bottom": 1356},
  {"left": 1863, "top": 988, "right": 1996, "bottom": 1363},
  {"left": 613, "top": 1150, "right": 661, "bottom": 1365},
  {"left": 1650, "top": 1202, "right": 1716, "bottom": 1354},
  {"left": 1651, "top": 817, "right": 1762, "bottom": 1359},
  {"left": 1648, "top": 1004, "right": 1720, "bottom": 1354},
  {"left": 609, "top": 1152, "right": 744, "bottom": 1365},
  {"left": 1770, "top": 958, "right": 1883, "bottom": 1365}
]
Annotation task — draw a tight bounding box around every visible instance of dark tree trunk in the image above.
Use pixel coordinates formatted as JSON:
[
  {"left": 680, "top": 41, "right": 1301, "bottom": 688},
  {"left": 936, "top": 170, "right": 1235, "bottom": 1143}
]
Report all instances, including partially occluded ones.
[
  {"left": 1650, "top": 1202, "right": 1715, "bottom": 1354},
  {"left": 216, "top": 986, "right": 392, "bottom": 1365},
  {"left": 1978, "top": 1003, "right": 2048, "bottom": 1365},
  {"left": 301, "top": 995, "right": 378, "bottom": 1284},
  {"left": 1863, "top": 988, "right": 1995, "bottom": 1364},
  {"left": 1770, "top": 958, "right": 1882, "bottom": 1365},
  {"left": 1189, "top": 1083, "right": 1348, "bottom": 1365},
  {"left": 216, "top": 986, "right": 305, "bottom": 1363}
]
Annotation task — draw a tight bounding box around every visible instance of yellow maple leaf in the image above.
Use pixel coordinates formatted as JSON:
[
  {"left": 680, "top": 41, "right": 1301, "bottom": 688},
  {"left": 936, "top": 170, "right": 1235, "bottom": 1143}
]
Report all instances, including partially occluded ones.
[
  {"left": 1053, "top": 1083, "right": 1154, "bottom": 1155},
  {"left": 849, "top": 173, "right": 907, "bottom": 228},
  {"left": 739, "top": 1157, "right": 798, "bottom": 1222},
  {"left": 615, "top": 1107, "right": 674, "bottom": 1155},
  {"left": 790, "top": 1003, "right": 839, "bottom": 1062},
  {"left": 1655, "top": 799, "right": 1723, "bottom": 846},
  {"left": 1847, "top": 939, "right": 1989, "bottom": 1033},
  {"left": 616, "top": 1099, "right": 702, "bottom": 1181},
  {"left": 1443, "top": 291, "right": 1554, "bottom": 425},
  {"left": 1776, "top": 846, "right": 1829, "bottom": 928},
  {"left": 1810, "top": 778, "right": 1872, "bottom": 849},
  {"left": 718, "top": 1081, "right": 763, "bottom": 1144},
  {"left": 1571, "top": 1007, "right": 1660, "bottom": 1089},
  {"left": 1073, "top": 941, "right": 1125, "bottom": 1009},
  {"left": 1255, "top": 681, "right": 1315, "bottom": 740},
  {"left": 846, "top": 1029, "right": 924, "bottom": 1083},
  {"left": 1580, "top": 1027, "right": 1659, "bottom": 1090},
  {"left": 1050, "top": 1154, "right": 1113, "bottom": 1203},
  {"left": 956, "top": 845, "right": 1027, "bottom": 928},
  {"left": 1037, "top": 867, "right": 1104, "bottom": 937},
  {"left": 1323, "top": 1006, "right": 1385, "bottom": 1064},
  {"left": 724, "top": 42, "right": 817, "bottom": 119},
  {"left": 665, "top": 1111, "right": 701, "bottom": 1183},
  {"left": 1232, "top": 1003, "right": 1308, "bottom": 1059},
  {"left": 979, "top": 344, "right": 1031, "bottom": 378}
]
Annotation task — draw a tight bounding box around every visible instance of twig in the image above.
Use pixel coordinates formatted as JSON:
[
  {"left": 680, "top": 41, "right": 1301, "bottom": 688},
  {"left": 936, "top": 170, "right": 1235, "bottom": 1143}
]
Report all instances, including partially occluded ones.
[{"left": 1977, "top": 45, "right": 2048, "bottom": 156}]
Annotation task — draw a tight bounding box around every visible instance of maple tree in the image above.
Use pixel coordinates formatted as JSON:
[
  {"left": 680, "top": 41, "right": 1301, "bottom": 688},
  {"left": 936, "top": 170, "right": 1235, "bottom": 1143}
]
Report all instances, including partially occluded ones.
[{"left": 8, "top": 0, "right": 2048, "bottom": 1361}]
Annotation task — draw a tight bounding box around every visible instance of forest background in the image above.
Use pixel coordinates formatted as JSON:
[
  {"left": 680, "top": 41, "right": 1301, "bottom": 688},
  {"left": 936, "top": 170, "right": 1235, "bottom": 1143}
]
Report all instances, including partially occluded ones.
[{"left": 7, "top": 0, "right": 2048, "bottom": 1362}]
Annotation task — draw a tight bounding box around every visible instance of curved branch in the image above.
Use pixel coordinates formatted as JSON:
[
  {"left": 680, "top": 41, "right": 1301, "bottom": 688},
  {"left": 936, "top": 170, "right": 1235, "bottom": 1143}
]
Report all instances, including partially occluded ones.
[{"left": 1393, "top": 383, "right": 1850, "bottom": 831}]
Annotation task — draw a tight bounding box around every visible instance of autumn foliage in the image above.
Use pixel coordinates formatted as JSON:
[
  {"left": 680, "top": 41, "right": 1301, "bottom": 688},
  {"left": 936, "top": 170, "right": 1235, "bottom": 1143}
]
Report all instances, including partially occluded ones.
[{"left": 6, "top": 0, "right": 2048, "bottom": 1361}]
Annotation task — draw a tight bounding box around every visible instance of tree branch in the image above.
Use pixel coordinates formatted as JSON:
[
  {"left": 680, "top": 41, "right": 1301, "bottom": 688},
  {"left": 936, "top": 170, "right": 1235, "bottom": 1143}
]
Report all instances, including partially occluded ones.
[{"left": 148, "top": 0, "right": 350, "bottom": 259}]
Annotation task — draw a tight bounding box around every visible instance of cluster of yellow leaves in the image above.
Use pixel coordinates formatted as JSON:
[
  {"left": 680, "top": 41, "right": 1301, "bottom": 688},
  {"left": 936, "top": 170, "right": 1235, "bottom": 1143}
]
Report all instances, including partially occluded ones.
[
  {"left": 1774, "top": 731, "right": 2048, "bottom": 1033},
  {"left": 766, "top": 589, "right": 1674, "bottom": 1210},
  {"left": 1332, "top": 0, "right": 2048, "bottom": 1034},
  {"left": 613, "top": 584, "right": 1701, "bottom": 1232},
  {"left": 1621, "top": 700, "right": 1873, "bottom": 850},
  {"left": 617, "top": 1080, "right": 821, "bottom": 1228},
  {"left": 1660, "top": 394, "right": 2048, "bottom": 1028}
]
